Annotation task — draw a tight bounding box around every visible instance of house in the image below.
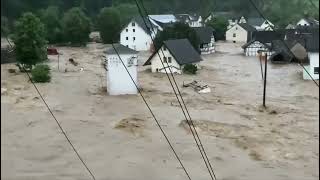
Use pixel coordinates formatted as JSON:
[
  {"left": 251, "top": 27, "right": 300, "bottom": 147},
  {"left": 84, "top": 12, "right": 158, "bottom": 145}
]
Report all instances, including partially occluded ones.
[
  {"left": 226, "top": 23, "right": 256, "bottom": 43},
  {"left": 143, "top": 39, "right": 202, "bottom": 74},
  {"left": 242, "top": 40, "right": 272, "bottom": 56},
  {"left": 296, "top": 18, "right": 319, "bottom": 27},
  {"left": 193, "top": 26, "right": 215, "bottom": 54},
  {"left": 175, "top": 14, "right": 203, "bottom": 27},
  {"left": 242, "top": 31, "right": 284, "bottom": 56},
  {"left": 105, "top": 44, "right": 138, "bottom": 95},
  {"left": 120, "top": 17, "right": 157, "bottom": 51},
  {"left": 303, "top": 31, "right": 319, "bottom": 80},
  {"left": 204, "top": 12, "right": 215, "bottom": 23},
  {"left": 246, "top": 17, "right": 274, "bottom": 31},
  {"left": 227, "top": 16, "right": 246, "bottom": 29},
  {"left": 286, "top": 24, "right": 296, "bottom": 29}
]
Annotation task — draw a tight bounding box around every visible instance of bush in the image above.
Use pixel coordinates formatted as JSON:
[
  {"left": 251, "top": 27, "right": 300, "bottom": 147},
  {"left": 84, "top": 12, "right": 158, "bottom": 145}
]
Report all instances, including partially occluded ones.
[
  {"left": 183, "top": 64, "right": 198, "bottom": 74},
  {"left": 31, "top": 64, "right": 51, "bottom": 83}
]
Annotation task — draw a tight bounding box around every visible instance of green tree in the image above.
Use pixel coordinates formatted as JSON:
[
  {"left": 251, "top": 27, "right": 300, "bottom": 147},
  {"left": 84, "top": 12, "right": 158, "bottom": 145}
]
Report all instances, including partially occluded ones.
[
  {"left": 39, "top": 6, "right": 63, "bottom": 43},
  {"left": 12, "top": 12, "right": 47, "bottom": 70},
  {"left": 115, "top": 3, "right": 139, "bottom": 26},
  {"left": 206, "top": 16, "right": 228, "bottom": 41},
  {"left": 62, "top": 7, "right": 91, "bottom": 45},
  {"left": 154, "top": 23, "right": 200, "bottom": 51},
  {"left": 97, "top": 7, "right": 121, "bottom": 43}
]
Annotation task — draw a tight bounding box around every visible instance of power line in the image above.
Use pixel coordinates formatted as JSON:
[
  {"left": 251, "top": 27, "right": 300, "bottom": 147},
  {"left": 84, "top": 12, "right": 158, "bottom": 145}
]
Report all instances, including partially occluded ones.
[
  {"left": 24, "top": 70, "right": 97, "bottom": 180},
  {"left": 248, "top": 0, "right": 319, "bottom": 87},
  {"left": 111, "top": 43, "right": 193, "bottom": 180},
  {"left": 133, "top": 0, "right": 218, "bottom": 179}
]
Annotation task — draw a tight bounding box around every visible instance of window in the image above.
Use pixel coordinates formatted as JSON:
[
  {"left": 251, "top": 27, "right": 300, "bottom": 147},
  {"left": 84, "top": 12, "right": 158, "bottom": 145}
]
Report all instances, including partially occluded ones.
[
  {"left": 126, "top": 37, "right": 128, "bottom": 40},
  {"left": 163, "top": 57, "right": 167, "bottom": 63},
  {"left": 314, "top": 67, "right": 319, "bottom": 74},
  {"left": 156, "top": 68, "right": 159, "bottom": 72},
  {"left": 168, "top": 57, "right": 172, "bottom": 63},
  {"left": 235, "top": 27, "right": 238, "bottom": 30},
  {"left": 126, "top": 29, "right": 128, "bottom": 32},
  {"left": 132, "top": 22, "right": 135, "bottom": 26},
  {"left": 133, "top": 37, "right": 136, "bottom": 41},
  {"left": 133, "top": 29, "right": 135, "bottom": 32},
  {"left": 126, "top": 45, "right": 129, "bottom": 47},
  {"left": 233, "top": 33, "right": 236, "bottom": 37},
  {"left": 163, "top": 46, "right": 167, "bottom": 51}
]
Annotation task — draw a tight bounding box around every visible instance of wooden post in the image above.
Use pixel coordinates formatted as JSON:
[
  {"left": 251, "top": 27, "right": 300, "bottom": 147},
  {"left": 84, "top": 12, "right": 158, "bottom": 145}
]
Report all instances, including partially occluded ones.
[
  {"left": 58, "top": 54, "right": 60, "bottom": 71},
  {"left": 263, "top": 53, "right": 268, "bottom": 107}
]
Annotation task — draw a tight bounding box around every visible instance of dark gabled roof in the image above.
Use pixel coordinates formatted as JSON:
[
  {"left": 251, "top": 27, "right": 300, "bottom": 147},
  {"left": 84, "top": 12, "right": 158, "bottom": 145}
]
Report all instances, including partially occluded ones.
[
  {"left": 241, "top": 39, "right": 272, "bottom": 49},
  {"left": 305, "top": 30, "right": 319, "bottom": 52},
  {"left": 106, "top": 44, "right": 138, "bottom": 55},
  {"left": 247, "top": 17, "right": 265, "bottom": 26},
  {"left": 193, "top": 27, "right": 215, "bottom": 44},
  {"left": 252, "top": 31, "right": 285, "bottom": 43},
  {"left": 132, "top": 17, "right": 156, "bottom": 34},
  {"left": 144, "top": 39, "right": 202, "bottom": 66},
  {"left": 238, "top": 23, "right": 256, "bottom": 32}
]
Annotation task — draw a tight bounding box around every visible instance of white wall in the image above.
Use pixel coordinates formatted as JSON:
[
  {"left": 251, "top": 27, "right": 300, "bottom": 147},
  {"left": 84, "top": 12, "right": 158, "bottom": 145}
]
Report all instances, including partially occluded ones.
[
  {"left": 120, "top": 20, "right": 156, "bottom": 51},
  {"left": 297, "top": 19, "right": 310, "bottom": 26},
  {"left": 260, "top": 20, "right": 274, "bottom": 31},
  {"left": 226, "top": 24, "right": 248, "bottom": 43},
  {"left": 244, "top": 41, "right": 272, "bottom": 56},
  {"left": 107, "top": 54, "right": 138, "bottom": 95},
  {"left": 303, "top": 52, "right": 319, "bottom": 80},
  {"left": 150, "top": 46, "right": 182, "bottom": 74}
]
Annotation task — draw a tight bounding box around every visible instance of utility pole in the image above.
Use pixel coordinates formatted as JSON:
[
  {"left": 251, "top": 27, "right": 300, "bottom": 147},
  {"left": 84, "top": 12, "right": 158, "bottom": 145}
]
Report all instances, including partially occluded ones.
[
  {"left": 259, "top": 52, "right": 264, "bottom": 80},
  {"left": 263, "top": 53, "right": 268, "bottom": 107}
]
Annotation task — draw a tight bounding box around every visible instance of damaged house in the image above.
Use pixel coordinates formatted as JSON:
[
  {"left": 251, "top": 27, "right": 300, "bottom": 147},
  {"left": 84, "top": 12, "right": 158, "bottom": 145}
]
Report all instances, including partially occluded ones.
[{"left": 143, "top": 39, "right": 202, "bottom": 74}]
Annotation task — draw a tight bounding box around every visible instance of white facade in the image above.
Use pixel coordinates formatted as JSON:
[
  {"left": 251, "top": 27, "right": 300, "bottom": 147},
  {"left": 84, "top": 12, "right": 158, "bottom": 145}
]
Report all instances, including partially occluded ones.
[
  {"left": 303, "top": 52, "right": 319, "bottom": 80},
  {"left": 150, "top": 46, "right": 182, "bottom": 74},
  {"left": 120, "top": 20, "right": 157, "bottom": 51},
  {"left": 226, "top": 24, "right": 249, "bottom": 43},
  {"left": 189, "top": 16, "right": 203, "bottom": 27},
  {"left": 297, "top": 19, "right": 311, "bottom": 26},
  {"left": 258, "top": 20, "right": 274, "bottom": 31},
  {"left": 106, "top": 54, "right": 138, "bottom": 95},
  {"left": 243, "top": 41, "right": 273, "bottom": 56},
  {"left": 200, "top": 36, "right": 215, "bottom": 54}
]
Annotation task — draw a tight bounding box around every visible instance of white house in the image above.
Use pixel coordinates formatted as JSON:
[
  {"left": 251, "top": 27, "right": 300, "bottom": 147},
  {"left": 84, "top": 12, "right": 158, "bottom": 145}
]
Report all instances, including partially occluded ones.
[
  {"left": 193, "top": 26, "right": 215, "bottom": 54},
  {"left": 175, "top": 14, "right": 203, "bottom": 27},
  {"left": 247, "top": 17, "right": 274, "bottom": 31},
  {"left": 303, "top": 35, "right": 319, "bottom": 80},
  {"left": 242, "top": 40, "right": 273, "bottom": 56},
  {"left": 120, "top": 17, "right": 157, "bottom": 51},
  {"left": 226, "top": 23, "right": 256, "bottom": 43},
  {"left": 143, "top": 39, "right": 202, "bottom": 74},
  {"left": 297, "top": 18, "right": 319, "bottom": 27},
  {"left": 105, "top": 44, "right": 138, "bottom": 95}
]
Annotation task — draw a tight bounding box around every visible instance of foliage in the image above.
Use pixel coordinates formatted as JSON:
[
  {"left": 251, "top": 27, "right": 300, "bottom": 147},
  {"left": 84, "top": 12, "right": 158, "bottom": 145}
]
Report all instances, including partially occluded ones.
[
  {"left": 114, "top": 3, "right": 139, "bottom": 26},
  {"left": 206, "top": 16, "right": 228, "bottom": 41},
  {"left": 31, "top": 64, "right": 51, "bottom": 83},
  {"left": 183, "top": 64, "right": 198, "bottom": 74},
  {"left": 39, "top": 6, "right": 63, "bottom": 43},
  {"left": 154, "top": 23, "right": 200, "bottom": 51},
  {"left": 12, "top": 12, "right": 47, "bottom": 70},
  {"left": 62, "top": 7, "right": 91, "bottom": 45},
  {"left": 97, "top": 7, "right": 121, "bottom": 43}
]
